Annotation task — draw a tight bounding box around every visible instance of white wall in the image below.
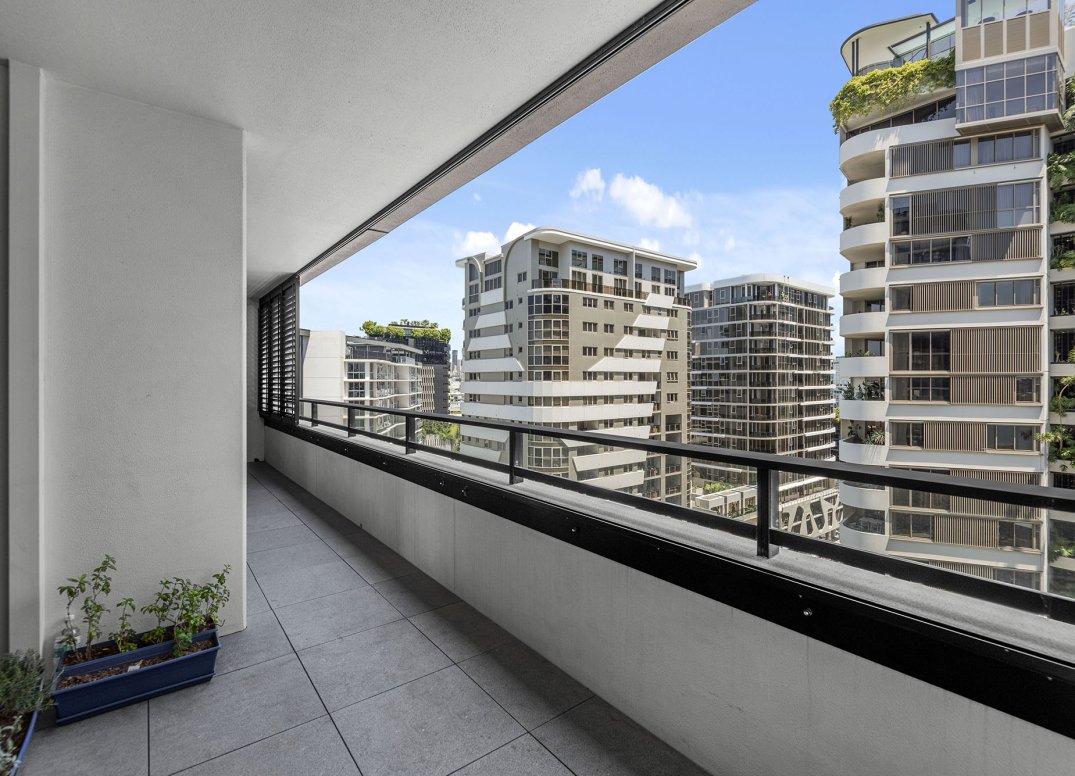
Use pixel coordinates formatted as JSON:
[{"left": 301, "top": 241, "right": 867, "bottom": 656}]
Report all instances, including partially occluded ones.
[
  {"left": 8, "top": 65, "right": 247, "bottom": 649},
  {"left": 265, "top": 427, "right": 1075, "bottom": 776}
]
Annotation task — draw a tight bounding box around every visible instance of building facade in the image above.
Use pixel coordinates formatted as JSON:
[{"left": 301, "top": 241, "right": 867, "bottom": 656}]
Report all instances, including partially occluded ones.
[
  {"left": 836, "top": 4, "right": 1074, "bottom": 595},
  {"left": 300, "top": 329, "right": 421, "bottom": 440},
  {"left": 688, "top": 275, "right": 839, "bottom": 536},
  {"left": 390, "top": 320, "right": 452, "bottom": 414},
  {"left": 457, "top": 227, "right": 693, "bottom": 504}
]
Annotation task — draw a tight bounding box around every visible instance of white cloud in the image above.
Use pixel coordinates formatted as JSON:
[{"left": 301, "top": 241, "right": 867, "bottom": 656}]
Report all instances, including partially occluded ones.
[
  {"left": 472, "top": 192, "right": 482, "bottom": 203},
  {"left": 569, "top": 168, "right": 606, "bottom": 202},
  {"left": 503, "top": 221, "right": 536, "bottom": 242},
  {"left": 453, "top": 230, "right": 500, "bottom": 257},
  {"left": 723, "top": 235, "right": 737, "bottom": 252},
  {"left": 688, "top": 251, "right": 703, "bottom": 270},
  {"left": 608, "top": 174, "right": 693, "bottom": 228},
  {"left": 638, "top": 237, "right": 661, "bottom": 251}
]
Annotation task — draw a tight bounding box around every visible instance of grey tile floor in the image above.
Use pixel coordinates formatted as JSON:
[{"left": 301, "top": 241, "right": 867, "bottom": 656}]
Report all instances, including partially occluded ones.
[{"left": 22, "top": 462, "right": 712, "bottom": 776}]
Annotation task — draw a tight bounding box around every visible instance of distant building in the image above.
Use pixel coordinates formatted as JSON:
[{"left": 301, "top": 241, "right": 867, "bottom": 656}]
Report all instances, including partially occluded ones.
[
  {"left": 457, "top": 226, "right": 694, "bottom": 505},
  {"left": 361, "top": 319, "right": 451, "bottom": 413},
  {"left": 300, "top": 329, "right": 420, "bottom": 440},
  {"left": 687, "top": 275, "right": 839, "bottom": 536}
]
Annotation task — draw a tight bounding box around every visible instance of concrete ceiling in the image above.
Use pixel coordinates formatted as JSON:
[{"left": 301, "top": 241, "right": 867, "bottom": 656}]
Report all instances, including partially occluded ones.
[{"left": 0, "top": 0, "right": 753, "bottom": 297}]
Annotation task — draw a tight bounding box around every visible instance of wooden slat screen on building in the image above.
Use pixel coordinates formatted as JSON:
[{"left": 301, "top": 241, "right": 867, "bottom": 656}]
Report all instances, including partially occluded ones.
[
  {"left": 891, "top": 140, "right": 954, "bottom": 177},
  {"left": 972, "top": 228, "right": 1040, "bottom": 261},
  {"left": 923, "top": 420, "right": 986, "bottom": 452},
  {"left": 930, "top": 560, "right": 990, "bottom": 578},
  {"left": 963, "top": 27, "right": 981, "bottom": 61},
  {"left": 911, "top": 184, "right": 999, "bottom": 235},
  {"left": 933, "top": 515, "right": 999, "bottom": 548},
  {"left": 950, "top": 375, "right": 1033, "bottom": 404},
  {"left": 984, "top": 20, "right": 1004, "bottom": 57},
  {"left": 951, "top": 468, "right": 1039, "bottom": 485},
  {"left": 908, "top": 280, "right": 974, "bottom": 312},
  {"left": 951, "top": 326, "right": 1041, "bottom": 373},
  {"left": 1029, "top": 10, "right": 1051, "bottom": 50},
  {"left": 950, "top": 468, "right": 1041, "bottom": 520},
  {"left": 258, "top": 276, "right": 300, "bottom": 419},
  {"left": 1006, "top": 16, "right": 1027, "bottom": 53}
]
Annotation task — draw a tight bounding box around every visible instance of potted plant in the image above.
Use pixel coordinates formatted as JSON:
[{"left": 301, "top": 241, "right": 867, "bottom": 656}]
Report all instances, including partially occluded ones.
[
  {"left": 0, "top": 651, "right": 50, "bottom": 776},
  {"left": 50, "top": 556, "right": 230, "bottom": 725}
]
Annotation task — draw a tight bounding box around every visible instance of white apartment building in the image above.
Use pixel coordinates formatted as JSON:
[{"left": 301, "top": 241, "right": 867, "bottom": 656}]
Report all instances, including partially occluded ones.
[
  {"left": 688, "top": 275, "right": 839, "bottom": 536},
  {"left": 457, "top": 227, "right": 694, "bottom": 504},
  {"left": 836, "top": 3, "right": 1074, "bottom": 594},
  {"left": 301, "top": 329, "right": 421, "bottom": 440}
]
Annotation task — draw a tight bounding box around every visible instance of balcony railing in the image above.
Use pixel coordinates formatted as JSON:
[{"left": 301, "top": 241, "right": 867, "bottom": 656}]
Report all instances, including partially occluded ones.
[{"left": 531, "top": 277, "right": 688, "bottom": 306}]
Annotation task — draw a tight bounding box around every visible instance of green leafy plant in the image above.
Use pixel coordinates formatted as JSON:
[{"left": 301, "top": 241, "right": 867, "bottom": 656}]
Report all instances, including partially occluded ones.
[
  {"left": 57, "top": 554, "right": 116, "bottom": 659},
  {"left": 141, "top": 578, "right": 178, "bottom": 645},
  {"left": 111, "top": 597, "right": 138, "bottom": 653},
  {"left": 866, "top": 429, "right": 887, "bottom": 446},
  {"left": 1048, "top": 151, "right": 1075, "bottom": 191},
  {"left": 0, "top": 717, "right": 22, "bottom": 776},
  {"left": 703, "top": 481, "right": 732, "bottom": 494},
  {"left": 1051, "top": 249, "right": 1075, "bottom": 269},
  {"left": 143, "top": 566, "right": 231, "bottom": 656},
  {"left": 830, "top": 54, "right": 955, "bottom": 131},
  {"left": 0, "top": 651, "right": 51, "bottom": 720}
]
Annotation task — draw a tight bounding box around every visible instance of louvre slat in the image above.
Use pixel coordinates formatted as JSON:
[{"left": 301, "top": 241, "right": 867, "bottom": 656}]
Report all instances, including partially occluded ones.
[{"left": 258, "top": 277, "right": 300, "bottom": 420}]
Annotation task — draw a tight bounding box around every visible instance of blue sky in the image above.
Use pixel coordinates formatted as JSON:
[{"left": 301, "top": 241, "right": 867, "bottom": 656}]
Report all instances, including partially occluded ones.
[{"left": 301, "top": 1, "right": 938, "bottom": 353}]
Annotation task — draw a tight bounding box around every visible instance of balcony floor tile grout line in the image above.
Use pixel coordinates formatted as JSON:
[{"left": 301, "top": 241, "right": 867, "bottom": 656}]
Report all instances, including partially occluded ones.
[{"left": 163, "top": 714, "right": 333, "bottom": 776}]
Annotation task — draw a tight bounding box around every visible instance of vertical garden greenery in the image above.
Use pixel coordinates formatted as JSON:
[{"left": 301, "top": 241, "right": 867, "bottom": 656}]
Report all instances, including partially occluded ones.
[{"left": 829, "top": 54, "right": 955, "bottom": 131}]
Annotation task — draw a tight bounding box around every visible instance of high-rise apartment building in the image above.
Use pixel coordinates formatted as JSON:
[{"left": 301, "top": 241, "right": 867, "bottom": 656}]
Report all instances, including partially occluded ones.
[
  {"left": 836, "top": 4, "right": 1074, "bottom": 594},
  {"left": 457, "top": 227, "right": 694, "bottom": 504},
  {"left": 391, "top": 319, "right": 452, "bottom": 414},
  {"left": 688, "top": 275, "right": 839, "bottom": 535},
  {"left": 300, "top": 329, "right": 421, "bottom": 440}
]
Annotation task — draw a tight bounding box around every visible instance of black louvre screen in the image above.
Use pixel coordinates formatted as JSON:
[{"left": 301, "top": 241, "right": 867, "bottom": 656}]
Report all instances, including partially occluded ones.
[{"left": 258, "top": 277, "right": 299, "bottom": 419}]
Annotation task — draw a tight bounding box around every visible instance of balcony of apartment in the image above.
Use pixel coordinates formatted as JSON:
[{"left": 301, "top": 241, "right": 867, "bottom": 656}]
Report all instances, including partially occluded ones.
[
  {"left": 839, "top": 301, "right": 888, "bottom": 338},
  {"left": 839, "top": 116, "right": 955, "bottom": 183},
  {"left": 839, "top": 219, "right": 887, "bottom": 262},
  {"left": 839, "top": 263, "right": 888, "bottom": 297}
]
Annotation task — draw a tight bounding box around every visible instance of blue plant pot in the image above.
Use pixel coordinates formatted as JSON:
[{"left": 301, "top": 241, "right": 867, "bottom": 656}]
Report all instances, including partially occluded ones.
[
  {"left": 9, "top": 709, "right": 39, "bottom": 776},
  {"left": 51, "top": 629, "right": 219, "bottom": 725}
]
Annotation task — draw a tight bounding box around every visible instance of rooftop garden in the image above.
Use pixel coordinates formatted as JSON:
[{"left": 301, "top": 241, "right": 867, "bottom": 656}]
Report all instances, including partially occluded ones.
[
  {"left": 830, "top": 54, "right": 955, "bottom": 132},
  {"left": 362, "top": 319, "right": 451, "bottom": 343}
]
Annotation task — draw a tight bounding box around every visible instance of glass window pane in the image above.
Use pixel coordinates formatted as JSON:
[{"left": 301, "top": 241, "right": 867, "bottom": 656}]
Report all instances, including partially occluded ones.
[
  {"left": 986, "top": 80, "right": 1005, "bottom": 102},
  {"left": 1006, "top": 58, "right": 1026, "bottom": 77},
  {"left": 953, "top": 237, "right": 971, "bottom": 261},
  {"left": 978, "top": 137, "right": 995, "bottom": 163},
  {"left": 967, "top": 67, "right": 984, "bottom": 85},
  {"left": 1015, "top": 183, "right": 1034, "bottom": 208},
  {"left": 893, "top": 242, "right": 911, "bottom": 265},
  {"left": 1013, "top": 132, "right": 1034, "bottom": 159},
  {"left": 985, "top": 62, "right": 1006, "bottom": 80},
  {"left": 1026, "top": 73, "right": 1046, "bottom": 95},
  {"left": 912, "top": 241, "right": 930, "bottom": 264},
  {"left": 978, "top": 282, "right": 994, "bottom": 306},
  {"left": 1026, "top": 55, "right": 1047, "bottom": 74},
  {"left": 1015, "top": 279, "right": 1036, "bottom": 305},
  {"left": 996, "top": 280, "right": 1015, "bottom": 305},
  {"left": 996, "top": 135, "right": 1015, "bottom": 161},
  {"left": 954, "top": 141, "right": 971, "bottom": 167},
  {"left": 986, "top": 101, "right": 1005, "bottom": 119},
  {"left": 1026, "top": 94, "right": 1047, "bottom": 112}
]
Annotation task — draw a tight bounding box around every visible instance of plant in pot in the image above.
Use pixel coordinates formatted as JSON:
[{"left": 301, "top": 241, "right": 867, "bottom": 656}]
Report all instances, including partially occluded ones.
[
  {"left": 0, "top": 651, "right": 51, "bottom": 776},
  {"left": 51, "top": 556, "right": 230, "bottom": 725}
]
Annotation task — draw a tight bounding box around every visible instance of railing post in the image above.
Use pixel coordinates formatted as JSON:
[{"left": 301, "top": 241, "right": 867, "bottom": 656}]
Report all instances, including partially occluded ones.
[
  {"left": 347, "top": 406, "right": 355, "bottom": 438},
  {"left": 405, "top": 415, "right": 416, "bottom": 454},
  {"left": 310, "top": 402, "right": 318, "bottom": 428},
  {"left": 756, "top": 465, "right": 780, "bottom": 558},
  {"left": 509, "top": 429, "right": 522, "bottom": 484}
]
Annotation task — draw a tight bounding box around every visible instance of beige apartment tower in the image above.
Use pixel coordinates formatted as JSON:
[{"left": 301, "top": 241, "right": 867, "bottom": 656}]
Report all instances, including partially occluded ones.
[
  {"left": 457, "top": 227, "right": 694, "bottom": 505},
  {"left": 837, "top": 2, "right": 1075, "bottom": 595},
  {"left": 688, "top": 275, "right": 839, "bottom": 536}
]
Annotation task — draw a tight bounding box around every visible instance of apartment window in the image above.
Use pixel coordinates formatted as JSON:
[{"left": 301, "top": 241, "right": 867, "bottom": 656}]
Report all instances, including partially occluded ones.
[
  {"left": 604, "top": 300, "right": 615, "bottom": 310},
  {"left": 613, "top": 258, "right": 628, "bottom": 276},
  {"left": 603, "top": 323, "right": 615, "bottom": 333},
  {"left": 592, "top": 254, "right": 605, "bottom": 272},
  {"left": 583, "top": 322, "right": 598, "bottom": 332},
  {"left": 891, "top": 286, "right": 913, "bottom": 311},
  {"left": 347, "top": 382, "right": 365, "bottom": 399},
  {"left": 538, "top": 248, "right": 559, "bottom": 267},
  {"left": 956, "top": 55, "right": 1060, "bottom": 124},
  {"left": 891, "top": 376, "right": 950, "bottom": 402},
  {"left": 998, "top": 521, "right": 1040, "bottom": 550},
  {"left": 961, "top": 0, "right": 1049, "bottom": 27},
  {"left": 517, "top": 271, "right": 527, "bottom": 282},
  {"left": 891, "top": 422, "right": 924, "bottom": 447},
  {"left": 987, "top": 424, "right": 1039, "bottom": 451},
  {"left": 665, "top": 328, "right": 676, "bottom": 339},
  {"left": 667, "top": 351, "right": 679, "bottom": 360},
  {"left": 666, "top": 372, "right": 679, "bottom": 383},
  {"left": 582, "top": 346, "right": 597, "bottom": 356},
  {"left": 485, "top": 259, "right": 502, "bottom": 275},
  {"left": 891, "top": 511, "right": 933, "bottom": 540},
  {"left": 650, "top": 267, "right": 661, "bottom": 282},
  {"left": 346, "top": 362, "right": 365, "bottom": 379},
  {"left": 976, "top": 279, "right": 1039, "bottom": 306},
  {"left": 978, "top": 131, "right": 1038, "bottom": 164},
  {"left": 892, "top": 486, "right": 950, "bottom": 511},
  {"left": 1016, "top": 377, "right": 1040, "bottom": 403},
  {"left": 891, "top": 331, "right": 950, "bottom": 371},
  {"left": 624, "top": 303, "right": 634, "bottom": 312},
  {"left": 635, "top": 263, "right": 643, "bottom": 278},
  {"left": 528, "top": 293, "right": 569, "bottom": 315},
  {"left": 664, "top": 269, "right": 676, "bottom": 285},
  {"left": 572, "top": 249, "right": 588, "bottom": 268},
  {"left": 666, "top": 393, "right": 678, "bottom": 403},
  {"left": 582, "top": 297, "right": 597, "bottom": 308},
  {"left": 996, "top": 182, "right": 1038, "bottom": 227},
  {"left": 484, "top": 276, "right": 502, "bottom": 291},
  {"left": 891, "top": 236, "right": 971, "bottom": 266},
  {"left": 891, "top": 196, "right": 911, "bottom": 236},
  {"left": 468, "top": 264, "right": 479, "bottom": 281},
  {"left": 604, "top": 347, "right": 615, "bottom": 356},
  {"left": 953, "top": 139, "right": 971, "bottom": 168}
]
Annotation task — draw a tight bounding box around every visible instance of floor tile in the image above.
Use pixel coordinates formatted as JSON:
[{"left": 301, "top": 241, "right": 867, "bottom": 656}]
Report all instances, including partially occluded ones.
[
  {"left": 247, "top": 540, "right": 340, "bottom": 576},
  {"left": 460, "top": 641, "right": 592, "bottom": 731},
  {"left": 342, "top": 542, "right": 418, "bottom": 584},
  {"left": 173, "top": 716, "right": 357, "bottom": 776},
  {"left": 299, "top": 619, "right": 451, "bottom": 711},
  {"left": 22, "top": 702, "right": 148, "bottom": 776},
  {"left": 247, "top": 524, "right": 320, "bottom": 553},
  {"left": 332, "top": 666, "right": 524, "bottom": 776},
  {"left": 148, "top": 654, "right": 324, "bottom": 775},
  {"left": 373, "top": 572, "right": 459, "bottom": 616},
  {"left": 410, "top": 601, "right": 514, "bottom": 663},
  {"left": 216, "top": 610, "right": 294, "bottom": 674},
  {"left": 532, "top": 697, "right": 711, "bottom": 776},
  {"left": 318, "top": 526, "right": 383, "bottom": 557},
  {"left": 246, "top": 568, "right": 271, "bottom": 615},
  {"left": 274, "top": 585, "right": 402, "bottom": 650},
  {"left": 247, "top": 508, "right": 303, "bottom": 533},
  {"left": 253, "top": 560, "right": 368, "bottom": 608},
  {"left": 450, "top": 735, "right": 573, "bottom": 776}
]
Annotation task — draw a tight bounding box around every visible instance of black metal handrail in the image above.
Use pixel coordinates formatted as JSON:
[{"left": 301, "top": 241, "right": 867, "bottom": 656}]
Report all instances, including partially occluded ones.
[{"left": 290, "top": 397, "right": 1075, "bottom": 623}]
